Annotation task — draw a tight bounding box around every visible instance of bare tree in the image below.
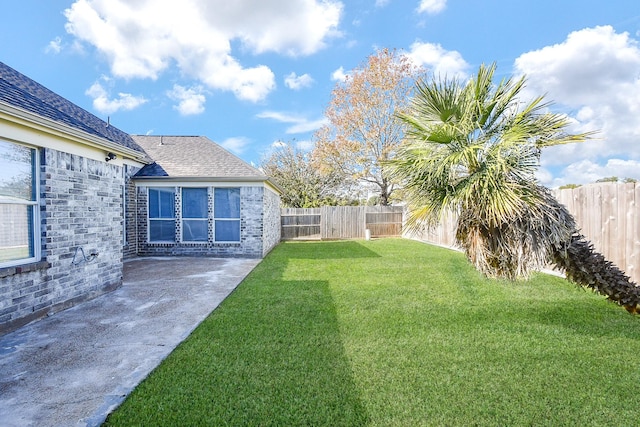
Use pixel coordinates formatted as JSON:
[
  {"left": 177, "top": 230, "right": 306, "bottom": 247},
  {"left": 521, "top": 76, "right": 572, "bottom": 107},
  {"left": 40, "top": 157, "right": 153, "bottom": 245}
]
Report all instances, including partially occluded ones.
[
  {"left": 312, "top": 48, "right": 426, "bottom": 205},
  {"left": 260, "top": 142, "right": 349, "bottom": 208}
]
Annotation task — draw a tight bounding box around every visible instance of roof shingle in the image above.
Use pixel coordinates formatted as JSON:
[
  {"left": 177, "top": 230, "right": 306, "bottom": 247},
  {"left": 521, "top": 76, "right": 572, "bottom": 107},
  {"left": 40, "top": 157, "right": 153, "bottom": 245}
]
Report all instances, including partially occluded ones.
[
  {"left": 131, "top": 135, "right": 266, "bottom": 179},
  {"left": 0, "top": 61, "right": 144, "bottom": 153}
]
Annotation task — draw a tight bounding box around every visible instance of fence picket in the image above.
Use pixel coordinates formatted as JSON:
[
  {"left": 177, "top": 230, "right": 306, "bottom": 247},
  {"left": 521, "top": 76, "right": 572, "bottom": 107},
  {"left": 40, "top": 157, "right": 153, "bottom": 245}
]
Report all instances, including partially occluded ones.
[
  {"left": 281, "top": 183, "right": 639, "bottom": 284},
  {"left": 282, "top": 206, "right": 404, "bottom": 240},
  {"left": 404, "top": 182, "right": 639, "bottom": 284},
  {"left": 281, "top": 208, "right": 321, "bottom": 240}
]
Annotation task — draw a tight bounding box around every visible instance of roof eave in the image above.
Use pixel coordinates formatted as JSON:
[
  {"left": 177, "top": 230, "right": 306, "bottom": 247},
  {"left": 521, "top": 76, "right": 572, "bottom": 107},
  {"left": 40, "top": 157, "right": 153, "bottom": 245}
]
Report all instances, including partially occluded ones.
[
  {"left": 132, "top": 175, "right": 269, "bottom": 182},
  {"left": 131, "top": 175, "right": 283, "bottom": 193},
  {"left": 0, "top": 101, "right": 150, "bottom": 163}
]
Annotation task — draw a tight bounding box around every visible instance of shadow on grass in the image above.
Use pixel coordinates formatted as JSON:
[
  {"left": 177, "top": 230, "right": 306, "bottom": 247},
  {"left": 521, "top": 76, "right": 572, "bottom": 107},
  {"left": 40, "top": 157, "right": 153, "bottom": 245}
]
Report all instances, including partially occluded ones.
[
  {"left": 211, "top": 279, "right": 371, "bottom": 426},
  {"left": 435, "top": 289, "right": 640, "bottom": 341},
  {"left": 105, "top": 251, "right": 370, "bottom": 426},
  {"left": 281, "top": 240, "right": 380, "bottom": 259},
  {"left": 528, "top": 303, "right": 640, "bottom": 338}
]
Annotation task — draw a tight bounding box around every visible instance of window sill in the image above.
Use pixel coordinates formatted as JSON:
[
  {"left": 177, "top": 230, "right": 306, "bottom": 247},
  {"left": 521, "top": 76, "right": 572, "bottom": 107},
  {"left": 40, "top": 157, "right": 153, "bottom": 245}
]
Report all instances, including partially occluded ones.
[{"left": 0, "top": 260, "right": 51, "bottom": 278}]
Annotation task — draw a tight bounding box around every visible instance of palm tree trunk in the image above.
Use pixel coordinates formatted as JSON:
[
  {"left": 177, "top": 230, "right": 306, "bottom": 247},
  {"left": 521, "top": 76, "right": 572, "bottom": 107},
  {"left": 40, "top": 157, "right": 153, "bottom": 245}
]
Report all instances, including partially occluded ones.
[
  {"left": 550, "top": 233, "right": 640, "bottom": 314},
  {"left": 456, "top": 188, "right": 640, "bottom": 314}
]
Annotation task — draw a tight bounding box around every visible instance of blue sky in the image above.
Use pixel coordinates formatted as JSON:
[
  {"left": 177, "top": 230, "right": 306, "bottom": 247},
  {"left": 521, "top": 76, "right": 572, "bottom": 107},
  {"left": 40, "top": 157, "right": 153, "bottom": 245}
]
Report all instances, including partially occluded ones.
[{"left": 1, "top": 0, "right": 639, "bottom": 187}]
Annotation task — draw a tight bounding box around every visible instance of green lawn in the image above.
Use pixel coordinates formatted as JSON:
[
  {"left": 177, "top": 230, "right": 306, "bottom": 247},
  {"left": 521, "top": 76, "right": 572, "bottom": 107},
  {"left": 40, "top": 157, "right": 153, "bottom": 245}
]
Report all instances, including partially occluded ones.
[{"left": 105, "top": 239, "right": 640, "bottom": 426}]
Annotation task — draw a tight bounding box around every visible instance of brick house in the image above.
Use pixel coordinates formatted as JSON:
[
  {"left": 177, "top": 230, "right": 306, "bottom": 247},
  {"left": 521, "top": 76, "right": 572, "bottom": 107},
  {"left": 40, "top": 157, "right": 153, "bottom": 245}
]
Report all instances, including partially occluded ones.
[
  {"left": 0, "top": 62, "right": 281, "bottom": 334},
  {"left": 130, "top": 135, "right": 281, "bottom": 259}
]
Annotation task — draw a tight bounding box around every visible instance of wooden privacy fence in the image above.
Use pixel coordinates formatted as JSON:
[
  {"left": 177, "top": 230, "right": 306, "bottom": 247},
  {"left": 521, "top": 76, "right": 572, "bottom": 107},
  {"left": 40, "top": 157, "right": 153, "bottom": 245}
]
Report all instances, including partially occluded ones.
[
  {"left": 405, "top": 182, "right": 640, "bottom": 284},
  {"left": 555, "top": 183, "right": 639, "bottom": 284},
  {"left": 281, "top": 206, "right": 404, "bottom": 240}
]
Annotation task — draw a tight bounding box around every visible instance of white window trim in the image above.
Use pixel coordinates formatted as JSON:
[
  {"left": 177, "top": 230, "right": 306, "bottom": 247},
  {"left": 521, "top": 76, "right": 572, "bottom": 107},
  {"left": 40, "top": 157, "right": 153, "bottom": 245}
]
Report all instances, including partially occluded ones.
[
  {"left": 213, "top": 188, "right": 241, "bottom": 243},
  {"left": 180, "top": 187, "right": 208, "bottom": 243},
  {"left": 0, "top": 143, "right": 40, "bottom": 269},
  {"left": 147, "top": 187, "right": 176, "bottom": 243},
  {"left": 122, "top": 168, "right": 127, "bottom": 247}
]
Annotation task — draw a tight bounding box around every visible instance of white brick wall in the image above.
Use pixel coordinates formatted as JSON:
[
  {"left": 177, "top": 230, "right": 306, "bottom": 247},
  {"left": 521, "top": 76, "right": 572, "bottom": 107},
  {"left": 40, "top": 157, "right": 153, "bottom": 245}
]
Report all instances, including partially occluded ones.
[
  {"left": 262, "top": 187, "right": 281, "bottom": 256},
  {"left": 0, "top": 148, "right": 125, "bottom": 334},
  {"left": 134, "top": 185, "right": 279, "bottom": 258}
]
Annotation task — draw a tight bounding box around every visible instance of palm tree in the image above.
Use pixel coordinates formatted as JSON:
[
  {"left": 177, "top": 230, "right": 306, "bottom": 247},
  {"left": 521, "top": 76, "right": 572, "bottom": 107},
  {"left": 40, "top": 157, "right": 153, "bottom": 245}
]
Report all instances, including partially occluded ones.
[{"left": 389, "top": 63, "right": 640, "bottom": 313}]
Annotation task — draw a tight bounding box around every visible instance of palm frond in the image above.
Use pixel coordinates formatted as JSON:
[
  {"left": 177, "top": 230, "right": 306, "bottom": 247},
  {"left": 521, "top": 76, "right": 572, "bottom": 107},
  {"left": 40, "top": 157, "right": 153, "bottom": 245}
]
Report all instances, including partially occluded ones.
[{"left": 388, "top": 63, "right": 593, "bottom": 279}]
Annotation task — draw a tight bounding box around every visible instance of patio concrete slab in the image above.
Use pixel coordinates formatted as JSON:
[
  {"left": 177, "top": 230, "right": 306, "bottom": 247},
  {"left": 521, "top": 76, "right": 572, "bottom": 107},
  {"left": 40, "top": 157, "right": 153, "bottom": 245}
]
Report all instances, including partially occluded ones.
[{"left": 0, "top": 257, "right": 260, "bottom": 427}]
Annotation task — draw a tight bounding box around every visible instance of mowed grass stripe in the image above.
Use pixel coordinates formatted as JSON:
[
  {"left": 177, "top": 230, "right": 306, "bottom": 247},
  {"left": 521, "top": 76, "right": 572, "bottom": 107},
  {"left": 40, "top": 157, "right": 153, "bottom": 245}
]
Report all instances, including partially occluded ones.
[{"left": 105, "top": 239, "right": 640, "bottom": 426}]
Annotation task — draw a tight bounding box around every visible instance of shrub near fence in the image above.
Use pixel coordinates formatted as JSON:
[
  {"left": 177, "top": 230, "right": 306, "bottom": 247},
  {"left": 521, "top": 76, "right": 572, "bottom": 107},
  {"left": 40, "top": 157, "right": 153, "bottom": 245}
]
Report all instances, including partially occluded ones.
[
  {"left": 281, "top": 206, "right": 404, "bottom": 240},
  {"left": 406, "top": 182, "right": 640, "bottom": 284}
]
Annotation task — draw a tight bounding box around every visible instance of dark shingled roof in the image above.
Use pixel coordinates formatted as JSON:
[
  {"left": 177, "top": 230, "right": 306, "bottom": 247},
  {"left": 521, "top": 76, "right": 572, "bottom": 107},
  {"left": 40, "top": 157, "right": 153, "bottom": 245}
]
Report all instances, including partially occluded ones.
[
  {"left": 0, "top": 61, "right": 144, "bottom": 154},
  {"left": 132, "top": 135, "right": 266, "bottom": 179},
  {"left": 134, "top": 162, "right": 169, "bottom": 177}
]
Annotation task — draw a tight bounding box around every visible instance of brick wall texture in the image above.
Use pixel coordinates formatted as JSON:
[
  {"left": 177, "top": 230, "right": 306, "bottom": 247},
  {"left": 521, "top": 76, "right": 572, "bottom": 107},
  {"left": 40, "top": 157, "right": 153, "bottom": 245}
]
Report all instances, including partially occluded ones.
[
  {"left": 0, "top": 148, "right": 125, "bottom": 334},
  {"left": 135, "top": 185, "right": 281, "bottom": 258},
  {"left": 123, "top": 164, "right": 141, "bottom": 259},
  {"left": 1, "top": 150, "right": 282, "bottom": 334},
  {"left": 262, "top": 187, "right": 281, "bottom": 257}
]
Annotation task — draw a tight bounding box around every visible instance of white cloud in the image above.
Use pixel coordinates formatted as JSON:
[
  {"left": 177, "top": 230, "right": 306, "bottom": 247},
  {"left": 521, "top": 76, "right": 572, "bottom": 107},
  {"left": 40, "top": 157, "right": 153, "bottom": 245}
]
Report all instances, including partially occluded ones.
[
  {"left": 64, "top": 0, "right": 343, "bottom": 102},
  {"left": 407, "top": 41, "right": 470, "bottom": 79},
  {"left": 540, "top": 158, "right": 640, "bottom": 188},
  {"left": 331, "top": 66, "right": 348, "bottom": 81},
  {"left": 284, "top": 72, "right": 314, "bottom": 90},
  {"left": 257, "top": 110, "right": 328, "bottom": 134},
  {"left": 288, "top": 118, "right": 329, "bottom": 134},
  {"left": 269, "top": 139, "right": 313, "bottom": 153},
  {"left": 211, "top": 1, "right": 343, "bottom": 56},
  {"left": 256, "top": 111, "right": 300, "bottom": 123},
  {"left": 45, "top": 37, "right": 63, "bottom": 54},
  {"left": 514, "top": 26, "right": 640, "bottom": 164},
  {"left": 417, "top": 0, "right": 447, "bottom": 15},
  {"left": 167, "top": 84, "right": 206, "bottom": 115},
  {"left": 85, "top": 80, "right": 147, "bottom": 114},
  {"left": 220, "top": 137, "right": 251, "bottom": 154}
]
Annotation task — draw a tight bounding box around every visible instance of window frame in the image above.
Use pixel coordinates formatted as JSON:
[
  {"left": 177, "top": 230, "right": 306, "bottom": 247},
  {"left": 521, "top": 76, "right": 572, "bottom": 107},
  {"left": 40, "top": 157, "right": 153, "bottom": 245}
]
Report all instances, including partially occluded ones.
[
  {"left": 0, "top": 140, "right": 40, "bottom": 268},
  {"left": 180, "top": 187, "right": 209, "bottom": 243},
  {"left": 147, "top": 187, "right": 176, "bottom": 243},
  {"left": 213, "top": 187, "right": 241, "bottom": 243},
  {"left": 122, "top": 168, "right": 127, "bottom": 247}
]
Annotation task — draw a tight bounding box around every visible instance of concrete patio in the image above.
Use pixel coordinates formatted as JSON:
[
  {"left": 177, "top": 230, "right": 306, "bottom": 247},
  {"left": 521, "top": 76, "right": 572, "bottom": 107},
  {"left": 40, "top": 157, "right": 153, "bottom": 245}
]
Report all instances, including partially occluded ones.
[{"left": 0, "top": 256, "right": 260, "bottom": 427}]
